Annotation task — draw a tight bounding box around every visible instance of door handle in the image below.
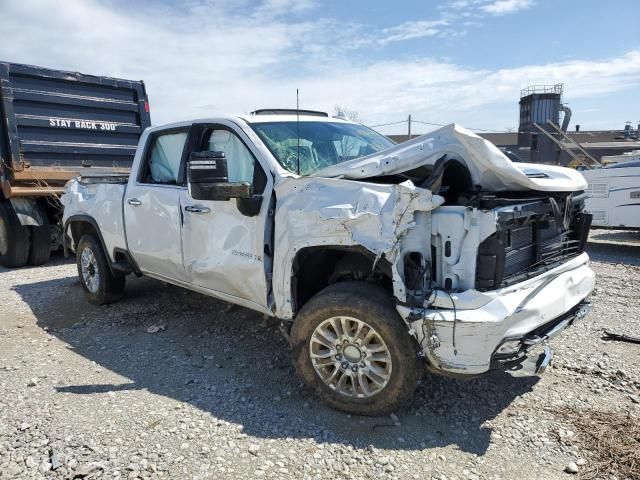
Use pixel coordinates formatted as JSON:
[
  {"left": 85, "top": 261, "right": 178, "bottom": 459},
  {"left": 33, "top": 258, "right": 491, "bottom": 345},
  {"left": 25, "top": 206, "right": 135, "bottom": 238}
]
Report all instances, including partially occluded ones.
[
  {"left": 127, "top": 198, "right": 142, "bottom": 206},
  {"left": 184, "top": 205, "right": 211, "bottom": 214}
]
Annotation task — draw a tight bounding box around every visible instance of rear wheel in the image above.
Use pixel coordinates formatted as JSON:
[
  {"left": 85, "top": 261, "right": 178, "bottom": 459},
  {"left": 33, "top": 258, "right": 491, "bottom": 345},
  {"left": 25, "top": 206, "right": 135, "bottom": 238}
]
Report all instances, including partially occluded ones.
[
  {"left": 28, "top": 206, "right": 51, "bottom": 265},
  {"left": 0, "top": 202, "right": 30, "bottom": 268},
  {"left": 76, "top": 234, "right": 125, "bottom": 305},
  {"left": 291, "top": 281, "right": 422, "bottom": 415}
]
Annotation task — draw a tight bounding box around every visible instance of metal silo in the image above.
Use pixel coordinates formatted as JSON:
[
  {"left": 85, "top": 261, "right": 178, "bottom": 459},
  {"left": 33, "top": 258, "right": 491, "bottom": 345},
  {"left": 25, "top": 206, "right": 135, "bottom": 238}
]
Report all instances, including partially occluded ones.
[{"left": 517, "top": 84, "right": 568, "bottom": 164}]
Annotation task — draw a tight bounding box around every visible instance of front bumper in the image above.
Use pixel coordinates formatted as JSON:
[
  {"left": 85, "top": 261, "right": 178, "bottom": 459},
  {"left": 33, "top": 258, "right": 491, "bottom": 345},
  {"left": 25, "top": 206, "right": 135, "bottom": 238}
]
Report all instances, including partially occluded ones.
[
  {"left": 492, "top": 300, "right": 591, "bottom": 374},
  {"left": 397, "top": 252, "right": 595, "bottom": 376}
]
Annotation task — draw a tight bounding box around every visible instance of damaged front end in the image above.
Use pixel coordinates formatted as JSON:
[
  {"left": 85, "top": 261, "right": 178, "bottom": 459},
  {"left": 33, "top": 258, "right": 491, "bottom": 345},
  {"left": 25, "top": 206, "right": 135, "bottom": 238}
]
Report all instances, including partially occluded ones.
[
  {"left": 395, "top": 191, "right": 595, "bottom": 377},
  {"left": 275, "top": 124, "right": 595, "bottom": 378},
  {"left": 397, "top": 252, "right": 594, "bottom": 376}
]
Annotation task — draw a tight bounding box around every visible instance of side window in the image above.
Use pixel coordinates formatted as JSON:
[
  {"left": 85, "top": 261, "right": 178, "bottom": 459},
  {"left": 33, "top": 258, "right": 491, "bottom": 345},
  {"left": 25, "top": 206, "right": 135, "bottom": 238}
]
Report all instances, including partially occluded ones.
[
  {"left": 144, "top": 131, "right": 188, "bottom": 184},
  {"left": 205, "top": 129, "right": 255, "bottom": 183}
]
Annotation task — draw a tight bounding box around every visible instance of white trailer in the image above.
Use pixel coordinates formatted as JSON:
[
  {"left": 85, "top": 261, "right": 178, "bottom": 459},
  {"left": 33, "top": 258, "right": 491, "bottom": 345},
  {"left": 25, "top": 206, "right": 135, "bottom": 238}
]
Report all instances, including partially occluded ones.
[{"left": 582, "top": 160, "right": 640, "bottom": 229}]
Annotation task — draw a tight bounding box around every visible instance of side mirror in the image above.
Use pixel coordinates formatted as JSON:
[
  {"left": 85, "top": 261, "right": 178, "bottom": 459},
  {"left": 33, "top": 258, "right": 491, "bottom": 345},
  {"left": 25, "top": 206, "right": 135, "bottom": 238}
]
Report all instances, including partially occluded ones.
[{"left": 187, "top": 151, "right": 252, "bottom": 201}]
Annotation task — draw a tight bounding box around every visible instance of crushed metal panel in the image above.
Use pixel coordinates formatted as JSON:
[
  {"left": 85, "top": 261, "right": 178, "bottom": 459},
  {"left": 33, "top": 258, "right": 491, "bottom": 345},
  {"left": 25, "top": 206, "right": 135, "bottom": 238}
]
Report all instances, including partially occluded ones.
[
  {"left": 398, "top": 253, "right": 595, "bottom": 375},
  {"left": 312, "top": 124, "right": 587, "bottom": 192},
  {"left": 271, "top": 176, "right": 444, "bottom": 318}
]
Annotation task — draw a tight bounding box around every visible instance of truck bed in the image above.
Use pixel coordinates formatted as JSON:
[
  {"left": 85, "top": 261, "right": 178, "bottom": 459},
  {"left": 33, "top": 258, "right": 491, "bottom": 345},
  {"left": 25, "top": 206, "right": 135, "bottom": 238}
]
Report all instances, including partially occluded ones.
[{"left": 62, "top": 178, "right": 129, "bottom": 258}]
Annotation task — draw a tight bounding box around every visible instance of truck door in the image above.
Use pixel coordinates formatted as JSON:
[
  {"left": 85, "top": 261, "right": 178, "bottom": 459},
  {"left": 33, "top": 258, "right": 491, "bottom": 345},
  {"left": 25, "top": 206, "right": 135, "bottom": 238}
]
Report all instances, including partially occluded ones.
[
  {"left": 179, "top": 122, "right": 273, "bottom": 313},
  {"left": 124, "top": 128, "right": 189, "bottom": 282}
]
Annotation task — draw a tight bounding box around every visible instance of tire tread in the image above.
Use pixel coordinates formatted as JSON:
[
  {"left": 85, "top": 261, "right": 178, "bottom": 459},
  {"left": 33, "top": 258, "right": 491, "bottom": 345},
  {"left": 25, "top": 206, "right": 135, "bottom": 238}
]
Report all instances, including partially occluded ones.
[
  {"left": 76, "top": 234, "right": 125, "bottom": 305},
  {"left": 290, "top": 281, "right": 422, "bottom": 415},
  {"left": 28, "top": 225, "right": 51, "bottom": 266},
  {"left": 0, "top": 202, "right": 30, "bottom": 268}
]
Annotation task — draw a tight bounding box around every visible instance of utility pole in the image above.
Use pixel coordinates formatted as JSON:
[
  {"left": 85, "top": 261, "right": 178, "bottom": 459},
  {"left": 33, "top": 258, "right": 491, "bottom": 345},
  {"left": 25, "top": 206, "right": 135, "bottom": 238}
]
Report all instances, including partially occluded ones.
[{"left": 408, "top": 114, "right": 412, "bottom": 140}]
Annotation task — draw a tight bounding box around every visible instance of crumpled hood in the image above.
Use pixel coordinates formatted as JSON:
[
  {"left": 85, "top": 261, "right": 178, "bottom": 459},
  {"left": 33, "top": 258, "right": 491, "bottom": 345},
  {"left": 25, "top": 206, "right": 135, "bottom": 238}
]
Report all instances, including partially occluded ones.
[{"left": 311, "top": 124, "right": 587, "bottom": 192}]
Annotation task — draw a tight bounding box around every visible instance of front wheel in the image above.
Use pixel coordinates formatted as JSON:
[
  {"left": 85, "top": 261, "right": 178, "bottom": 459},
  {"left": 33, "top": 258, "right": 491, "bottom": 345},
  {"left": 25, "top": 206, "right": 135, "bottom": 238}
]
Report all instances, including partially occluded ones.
[
  {"left": 76, "top": 234, "right": 125, "bottom": 305},
  {"left": 290, "top": 281, "right": 422, "bottom": 415}
]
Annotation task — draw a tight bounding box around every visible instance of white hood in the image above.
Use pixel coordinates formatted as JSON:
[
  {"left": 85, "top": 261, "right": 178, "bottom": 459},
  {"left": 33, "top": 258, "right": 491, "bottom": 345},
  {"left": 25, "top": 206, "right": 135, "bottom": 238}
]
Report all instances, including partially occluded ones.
[{"left": 312, "top": 124, "right": 587, "bottom": 192}]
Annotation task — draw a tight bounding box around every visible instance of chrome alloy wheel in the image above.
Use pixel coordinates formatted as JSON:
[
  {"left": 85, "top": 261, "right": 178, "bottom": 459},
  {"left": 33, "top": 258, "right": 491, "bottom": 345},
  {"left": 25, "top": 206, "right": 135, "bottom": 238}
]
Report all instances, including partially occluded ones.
[
  {"left": 0, "top": 217, "right": 7, "bottom": 255},
  {"left": 80, "top": 247, "right": 100, "bottom": 293},
  {"left": 309, "top": 316, "right": 392, "bottom": 398}
]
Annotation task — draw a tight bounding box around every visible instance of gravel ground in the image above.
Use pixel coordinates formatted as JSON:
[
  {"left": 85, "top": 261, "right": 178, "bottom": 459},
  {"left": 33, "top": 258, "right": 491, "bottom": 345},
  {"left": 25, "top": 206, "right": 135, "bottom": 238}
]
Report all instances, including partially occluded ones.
[{"left": 1, "top": 230, "right": 638, "bottom": 480}]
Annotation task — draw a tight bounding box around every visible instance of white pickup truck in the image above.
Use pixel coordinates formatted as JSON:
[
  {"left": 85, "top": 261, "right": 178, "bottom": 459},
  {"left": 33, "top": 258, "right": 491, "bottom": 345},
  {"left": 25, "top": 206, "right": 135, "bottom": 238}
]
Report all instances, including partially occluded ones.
[{"left": 62, "top": 110, "right": 595, "bottom": 415}]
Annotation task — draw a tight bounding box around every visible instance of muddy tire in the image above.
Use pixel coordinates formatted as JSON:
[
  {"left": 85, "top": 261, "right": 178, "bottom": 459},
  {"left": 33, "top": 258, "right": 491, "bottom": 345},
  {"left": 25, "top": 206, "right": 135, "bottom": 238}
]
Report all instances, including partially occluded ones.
[
  {"left": 0, "top": 201, "right": 30, "bottom": 268},
  {"left": 76, "top": 234, "right": 125, "bottom": 305},
  {"left": 290, "top": 281, "right": 422, "bottom": 415}
]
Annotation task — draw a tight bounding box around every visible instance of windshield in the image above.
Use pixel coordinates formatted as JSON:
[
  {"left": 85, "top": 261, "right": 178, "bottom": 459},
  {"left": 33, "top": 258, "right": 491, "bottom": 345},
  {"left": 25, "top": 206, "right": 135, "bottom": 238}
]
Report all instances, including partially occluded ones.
[{"left": 250, "top": 121, "right": 395, "bottom": 175}]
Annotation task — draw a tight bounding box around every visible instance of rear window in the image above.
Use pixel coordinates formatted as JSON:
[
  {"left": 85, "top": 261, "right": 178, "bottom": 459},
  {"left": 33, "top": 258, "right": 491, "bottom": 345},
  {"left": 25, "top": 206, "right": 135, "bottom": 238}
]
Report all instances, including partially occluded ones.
[{"left": 143, "top": 131, "right": 188, "bottom": 184}]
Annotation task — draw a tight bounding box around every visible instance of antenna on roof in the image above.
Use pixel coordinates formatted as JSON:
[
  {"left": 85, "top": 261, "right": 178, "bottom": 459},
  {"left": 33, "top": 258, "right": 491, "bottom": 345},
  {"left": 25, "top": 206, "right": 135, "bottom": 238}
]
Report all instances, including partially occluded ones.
[{"left": 296, "top": 88, "right": 301, "bottom": 176}]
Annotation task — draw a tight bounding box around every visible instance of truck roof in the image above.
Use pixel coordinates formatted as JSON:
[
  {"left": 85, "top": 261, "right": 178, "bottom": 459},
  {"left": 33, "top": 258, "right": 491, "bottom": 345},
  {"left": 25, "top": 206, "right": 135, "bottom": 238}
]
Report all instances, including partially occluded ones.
[
  {"left": 238, "top": 113, "right": 353, "bottom": 124},
  {"left": 145, "top": 113, "right": 355, "bottom": 133}
]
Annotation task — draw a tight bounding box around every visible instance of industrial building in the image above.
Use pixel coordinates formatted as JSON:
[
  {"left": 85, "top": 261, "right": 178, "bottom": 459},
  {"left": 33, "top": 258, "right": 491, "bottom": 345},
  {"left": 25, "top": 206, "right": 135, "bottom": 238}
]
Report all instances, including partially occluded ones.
[{"left": 389, "top": 84, "right": 640, "bottom": 166}]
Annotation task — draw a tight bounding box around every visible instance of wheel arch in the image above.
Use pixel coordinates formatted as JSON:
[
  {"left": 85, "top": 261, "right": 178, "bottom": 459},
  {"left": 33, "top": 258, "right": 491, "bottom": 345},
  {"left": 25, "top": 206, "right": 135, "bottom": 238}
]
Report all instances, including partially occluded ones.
[
  {"left": 290, "top": 245, "right": 394, "bottom": 315},
  {"left": 64, "top": 215, "right": 118, "bottom": 276}
]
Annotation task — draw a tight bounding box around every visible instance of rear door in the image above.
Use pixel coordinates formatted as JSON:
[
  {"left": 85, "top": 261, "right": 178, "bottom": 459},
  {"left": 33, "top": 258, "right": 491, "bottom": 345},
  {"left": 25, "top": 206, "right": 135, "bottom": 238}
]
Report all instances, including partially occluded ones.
[
  {"left": 124, "top": 127, "right": 189, "bottom": 282},
  {"left": 179, "top": 122, "right": 273, "bottom": 312}
]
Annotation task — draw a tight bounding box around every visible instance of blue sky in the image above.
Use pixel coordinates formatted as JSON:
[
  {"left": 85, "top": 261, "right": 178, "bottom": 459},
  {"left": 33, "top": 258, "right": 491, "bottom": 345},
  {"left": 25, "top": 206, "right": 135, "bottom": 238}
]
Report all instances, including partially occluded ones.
[{"left": 1, "top": 0, "right": 638, "bottom": 134}]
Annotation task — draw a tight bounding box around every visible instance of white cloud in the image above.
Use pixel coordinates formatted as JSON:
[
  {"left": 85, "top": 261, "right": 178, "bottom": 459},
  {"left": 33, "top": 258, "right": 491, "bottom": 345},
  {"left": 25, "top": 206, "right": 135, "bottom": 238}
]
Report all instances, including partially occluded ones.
[
  {"left": 253, "top": 0, "right": 318, "bottom": 18},
  {"left": 449, "top": 0, "right": 472, "bottom": 9},
  {"left": 480, "top": 0, "right": 535, "bottom": 15},
  {"left": 282, "top": 51, "right": 640, "bottom": 131},
  {"left": 444, "top": 0, "right": 535, "bottom": 17},
  {"left": 0, "top": 0, "right": 637, "bottom": 133},
  {"left": 379, "top": 20, "right": 449, "bottom": 45}
]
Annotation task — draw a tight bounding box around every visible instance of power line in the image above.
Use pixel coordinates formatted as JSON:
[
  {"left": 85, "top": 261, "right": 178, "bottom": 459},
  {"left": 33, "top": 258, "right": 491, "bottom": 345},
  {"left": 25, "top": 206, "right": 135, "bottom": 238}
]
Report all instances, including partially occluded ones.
[
  {"left": 368, "top": 117, "right": 516, "bottom": 133},
  {"left": 411, "top": 120, "right": 447, "bottom": 128},
  {"left": 412, "top": 119, "right": 510, "bottom": 133},
  {"left": 368, "top": 120, "right": 408, "bottom": 128}
]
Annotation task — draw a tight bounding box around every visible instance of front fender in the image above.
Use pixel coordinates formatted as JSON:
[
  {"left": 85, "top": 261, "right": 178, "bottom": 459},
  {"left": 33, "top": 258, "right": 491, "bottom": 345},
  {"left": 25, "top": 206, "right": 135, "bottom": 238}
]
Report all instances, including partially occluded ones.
[{"left": 271, "top": 176, "right": 442, "bottom": 319}]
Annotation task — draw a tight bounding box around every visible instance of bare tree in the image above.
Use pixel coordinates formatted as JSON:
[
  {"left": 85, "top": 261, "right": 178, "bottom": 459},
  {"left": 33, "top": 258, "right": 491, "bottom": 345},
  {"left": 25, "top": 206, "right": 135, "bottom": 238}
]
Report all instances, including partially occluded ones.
[{"left": 333, "top": 105, "right": 360, "bottom": 123}]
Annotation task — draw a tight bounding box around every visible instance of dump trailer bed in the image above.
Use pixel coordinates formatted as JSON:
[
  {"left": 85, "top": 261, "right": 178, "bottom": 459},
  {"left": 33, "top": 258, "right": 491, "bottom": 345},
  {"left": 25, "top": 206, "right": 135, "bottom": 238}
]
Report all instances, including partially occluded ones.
[{"left": 0, "top": 61, "right": 150, "bottom": 267}]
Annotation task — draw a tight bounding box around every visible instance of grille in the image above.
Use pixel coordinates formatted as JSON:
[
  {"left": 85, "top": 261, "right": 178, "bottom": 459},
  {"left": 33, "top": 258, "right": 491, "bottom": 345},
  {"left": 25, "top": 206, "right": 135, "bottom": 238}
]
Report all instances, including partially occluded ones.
[{"left": 476, "top": 198, "right": 591, "bottom": 291}]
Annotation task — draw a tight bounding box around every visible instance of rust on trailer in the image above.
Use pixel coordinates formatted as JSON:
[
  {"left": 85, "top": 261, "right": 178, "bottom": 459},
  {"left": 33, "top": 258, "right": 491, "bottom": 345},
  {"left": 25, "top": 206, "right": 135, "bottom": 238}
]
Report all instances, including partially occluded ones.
[
  {"left": 8, "top": 185, "right": 65, "bottom": 196},
  {"left": 11, "top": 166, "right": 130, "bottom": 182},
  {"left": 12, "top": 168, "right": 84, "bottom": 182}
]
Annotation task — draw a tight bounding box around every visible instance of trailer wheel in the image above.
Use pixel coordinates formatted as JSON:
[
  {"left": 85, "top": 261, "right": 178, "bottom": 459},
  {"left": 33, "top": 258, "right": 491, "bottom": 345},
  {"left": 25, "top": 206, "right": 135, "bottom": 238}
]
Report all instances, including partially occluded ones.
[
  {"left": 0, "top": 202, "right": 30, "bottom": 268},
  {"left": 28, "top": 208, "right": 51, "bottom": 265},
  {"left": 290, "top": 281, "right": 422, "bottom": 415},
  {"left": 76, "top": 234, "right": 125, "bottom": 305}
]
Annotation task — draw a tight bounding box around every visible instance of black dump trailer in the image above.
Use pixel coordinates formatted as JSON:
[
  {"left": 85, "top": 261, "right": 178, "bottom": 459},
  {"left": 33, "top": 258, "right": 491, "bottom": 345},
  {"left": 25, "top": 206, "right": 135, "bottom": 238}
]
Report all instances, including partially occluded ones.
[{"left": 0, "top": 62, "right": 151, "bottom": 267}]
